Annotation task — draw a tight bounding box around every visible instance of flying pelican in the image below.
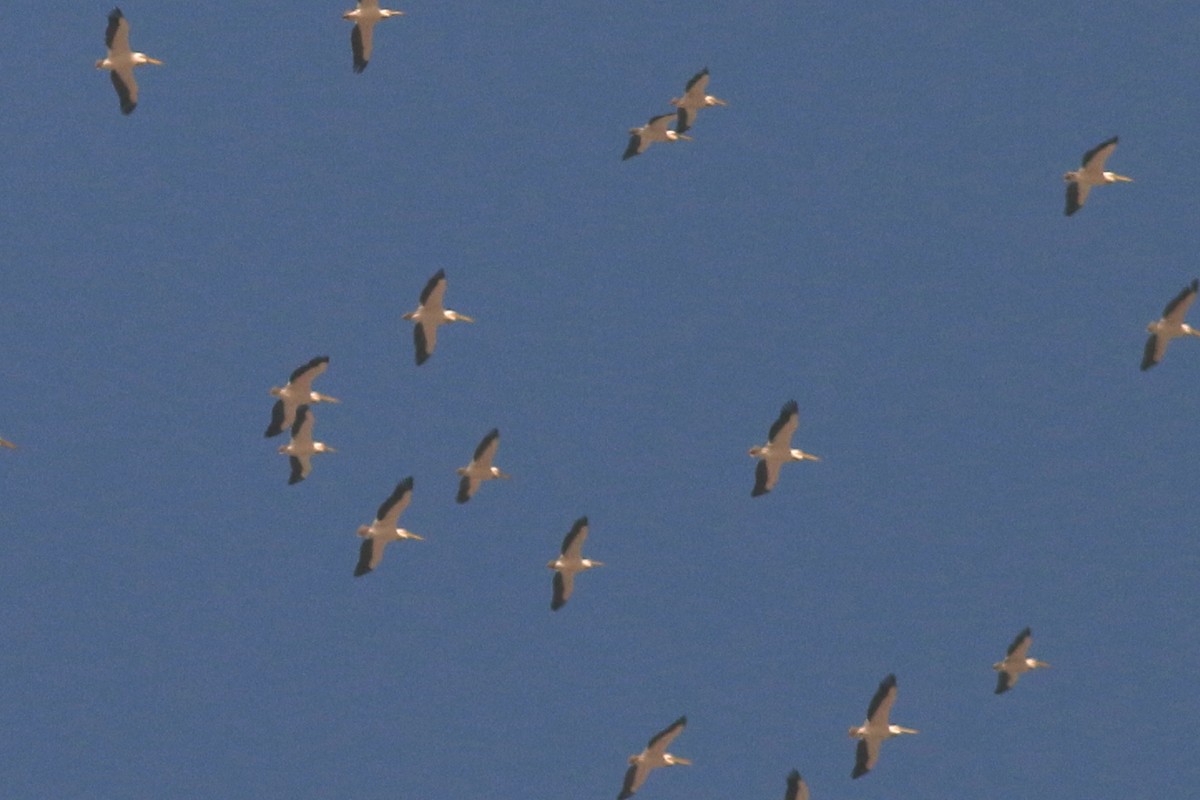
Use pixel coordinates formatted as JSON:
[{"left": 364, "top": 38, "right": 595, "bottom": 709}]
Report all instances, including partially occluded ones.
[
  {"left": 456, "top": 428, "right": 509, "bottom": 503},
  {"left": 403, "top": 269, "right": 475, "bottom": 365},
  {"left": 849, "top": 674, "right": 917, "bottom": 779},
  {"left": 547, "top": 516, "right": 603, "bottom": 611},
  {"left": 622, "top": 113, "right": 692, "bottom": 160},
  {"left": 749, "top": 400, "right": 821, "bottom": 497},
  {"left": 343, "top": 1, "right": 406, "bottom": 74},
  {"left": 993, "top": 627, "right": 1050, "bottom": 694},
  {"left": 354, "top": 477, "right": 423, "bottom": 576},
  {"left": 670, "top": 68, "right": 727, "bottom": 134},
  {"left": 0, "top": 438, "right": 16, "bottom": 450},
  {"left": 1142, "top": 279, "right": 1200, "bottom": 370},
  {"left": 264, "top": 356, "right": 340, "bottom": 438},
  {"left": 618, "top": 716, "right": 691, "bottom": 799},
  {"left": 1064, "top": 136, "right": 1132, "bottom": 216},
  {"left": 784, "top": 770, "right": 809, "bottom": 800},
  {"left": 278, "top": 405, "right": 336, "bottom": 485},
  {"left": 95, "top": 8, "right": 162, "bottom": 115}
]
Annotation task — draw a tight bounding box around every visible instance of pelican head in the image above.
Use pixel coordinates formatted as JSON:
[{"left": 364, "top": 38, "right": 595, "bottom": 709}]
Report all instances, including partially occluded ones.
[
  {"left": 1030, "top": 659, "right": 1051, "bottom": 669},
  {"left": 667, "top": 132, "right": 694, "bottom": 142},
  {"left": 315, "top": 444, "right": 337, "bottom": 454},
  {"left": 664, "top": 755, "right": 692, "bottom": 766},
  {"left": 888, "top": 725, "right": 919, "bottom": 736},
  {"left": 312, "top": 392, "right": 340, "bottom": 404},
  {"left": 491, "top": 467, "right": 511, "bottom": 479},
  {"left": 706, "top": 95, "right": 728, "bottom": 106},
  {"left": 789, "top": 448, "right": 821, "bottom": 462},
  {"left": 1103, "top": 171, "right": 1133, "bottom": 182},
  {"left": 398, "top": 530, "right": 424, "bottom": 541},
  {"left": 447, "top": 311, "right": 475, "bottom": 322},
  {"left": 139, "top": 56, "right": 164, "bottom": 66}
]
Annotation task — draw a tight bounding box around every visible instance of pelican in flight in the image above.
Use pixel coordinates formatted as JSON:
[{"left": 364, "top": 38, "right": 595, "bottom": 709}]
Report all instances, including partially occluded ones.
[
  {"left": 278, "top": 405, "right": 336, "bottom": 485},
  {"left": 548, "top": 516, "right": 603, "bottom": 611},
  {"left": 0, "top": 438, "right": 16, "bottom": 450},
  {"left": 343, "top": 1, "right": 405, "bottom": 74},
  {"left": 95, "top": 8, "right": 162, "bottom": 115},
  {"left": 403, "top": 269, "right": 475, "bottom": 365},
  {"left": 618, "top": 716, "right": 691, "bottom": 799},
  {"left": 456, "top": 428, "right": 509, "bottom": 503},
  {"left": 784, "top": 770, "right": 809, "bottom": 800},
  {"left": 994, "top": 627, "right": 1050, "bottom": 694},
  {"left": 1142, "top": 279, "right": 1200, "bottom": 370},
  {"left": 1064, "top": 136, "right": 1132, "bottom": 216},
  {"left": 264, "top": 356, "right": 340, "bottom": 438},
  {"left": 849, "top": 674, "right": 917, "bottom": 779},
  {"left": 354, "top": 477, "right": 423, "bottom": 576},
  {"left": 749, "top": 400, "right": 821, "bottom": 497},
  {"left": 671, "top": 68, "right": 727, "bottom": 134},
  {"left": 622, "top": 113, "right": 692, "bottom": 160}
]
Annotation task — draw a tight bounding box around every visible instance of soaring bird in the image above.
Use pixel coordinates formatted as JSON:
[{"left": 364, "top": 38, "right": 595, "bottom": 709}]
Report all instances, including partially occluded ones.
[
  {"left": 784, "top": 770, "right": 809, "bottom": 800},
  {"left": 670, "top": 68, "right": 727, "bottom": 134},
  {"left": 618, "top": 716, "right": 691, "bottom": 799},
  {"left": 993, "top": 627, "right": 1050, "bottom": 694},
  {"left": 749, "top": 400, "right": 821, "bottom": 497},
  {"left": 456, "top": 428, "right": 509, "bottom": 503},
  {"left": 264, "top": 356, "right": 340, "bottom": 438},
  {"left": 278, "top": 405, "right": 336, "bottom": 485},
  {"left": 1064, "top": 136, "right": 1132, "bottom": 215},
  {"left": 354, "top": 477, "right": 423, "bottom": 576},
  {"left": 403, "top": 269, "right": 475, "bottom": 365},
  {"left": 0, "top": 438, "right": 16, "bottom": 450},
  {"left": 622, "top": 113, "right": 692, "bottom": 160},
  {"left": 849, "top": 674, "right": 917, "bottom": 779},
  {"left": 343, "top": 1, "right": 405, "bottom": 73},
  {"left": 95, "top": 8, "right": 163, "bottom": 115},
  {"left": 547, "top": 516, "right": 603, "bottom": 611},
  {"left": 1142, "top": 279, "right": 1200, "bottom": 370}
]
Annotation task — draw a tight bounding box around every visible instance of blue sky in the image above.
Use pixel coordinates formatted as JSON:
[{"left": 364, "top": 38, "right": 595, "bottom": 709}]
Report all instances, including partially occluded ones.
[{"left": 2, "top": 2, "right": 1199, "bottom": 798}]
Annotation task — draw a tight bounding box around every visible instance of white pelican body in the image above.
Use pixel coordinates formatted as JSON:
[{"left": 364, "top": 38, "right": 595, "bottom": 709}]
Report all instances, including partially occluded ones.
[
  {"left": 749, "top": 400, "right": 821, "bottom": 497},
  {"left": 784, "top": 770, "right": 809, "bottom": 800},
  {"left": 622, "top": 113, "right": 692, "bottom": 160},
  {"left": 278, "top": 405, "right": 336, "bottom": 484},
  {"left": 1064, "top": 136, "right": 1132, "bottom": 215},
  {"left": 343, "top": 1, "right": 405, "bottom": 73},
  {"left": 265, "top": 356, "right": 340, "bottom": 438},
  {"left": 1142, "top": 279, "right": 1200, "bottom": 370},
  {"left": 95, "top": 8, "right": 162, "bottom": 115},
  {"left": 547, "top": 516, "right": 603, "bottom": 611},
  {"left": 671, "top": 68, "right": 727, "bottom": 134},
  {"left": 355, "top": 477, "right": 423, "bottom": 576},
  {"left": 849, "top": 674, "right": 917, "bottom": 779},
  {"left": 456, "top": 428, "right": 510, "bottom": 503},
  {"left": 618, "top": 716, "right": 691, "bottom": 799},
  {"left": 403, "top": 269, "right": 475, "bottom": 365},
  {"left": 994, "top": 627, "right": 1050, "bottom": 694}
]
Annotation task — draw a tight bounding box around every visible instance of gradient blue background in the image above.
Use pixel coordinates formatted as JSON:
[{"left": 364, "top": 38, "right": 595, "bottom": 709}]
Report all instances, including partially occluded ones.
[{"left": 1, "top": 3, "right": 1197, "bottom": 798}]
